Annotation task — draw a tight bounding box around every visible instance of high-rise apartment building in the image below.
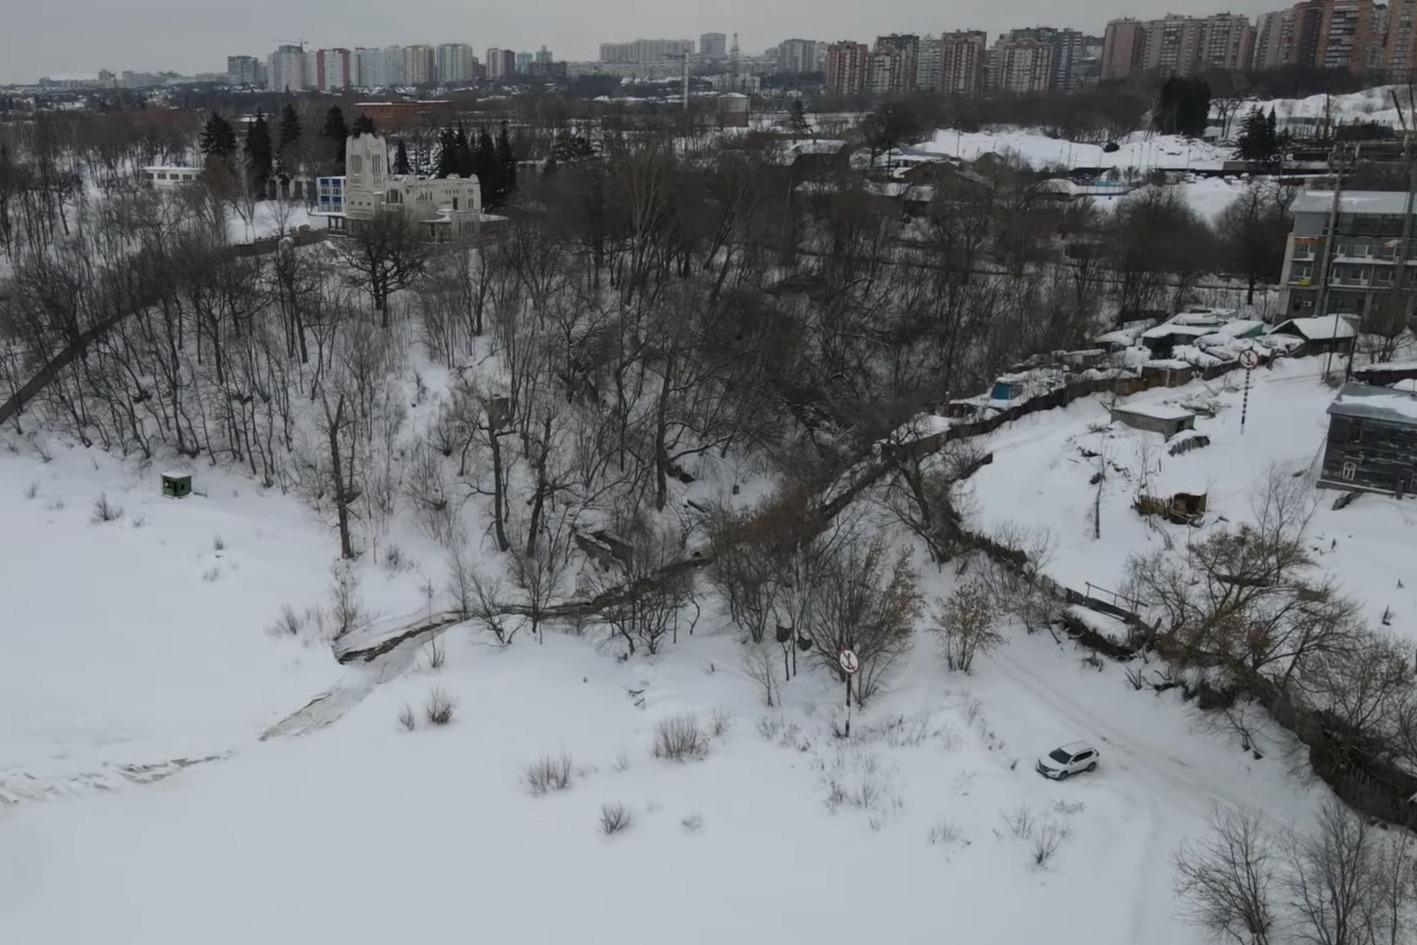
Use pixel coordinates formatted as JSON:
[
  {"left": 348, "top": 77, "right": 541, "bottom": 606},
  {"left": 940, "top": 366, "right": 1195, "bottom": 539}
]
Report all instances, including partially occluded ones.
[
  {"left": 1385, "top": 0, "right": 1417, "bottom": 78},
  {"left": 1101, "top": 12, "right": 1254, "bottom": 79},
  {"left": 700, "top": 32, "right": 728, "bottom": 59},
  {"left": 824, "top": 40, "right": 869, "bottom": 94},
  {"left": 777, "top": 38, "right": 821, "bottom": 73},
  {"left": 402, "top": 45, "right": 435, "bottom": 85},
  {"left": 1255, "top": 8, "right": 1298, "bottom": 68},
  {"left": 598, "top": 39, "right": 693, "bottom": 62},
  {"left": 940, "top": 31, "right": 988, "bottom": 94},
  {"left": 1196, "top": 13, "right": 1256, "bottom": 70},
  {"left": 1001, "top": 27, "right": 1097, "bottom": 90},
  {"left": 268, "top": 44, "right": 307, "bottom": 92},
  {"left": 515, "top": 51, "right": 534, "bottom": 73},
  {"left": 1101, "top": 19, "right": 1144, "bottom": 79},
  {"left": 916, "top": 37, "right": 944, "bottom": 91},
  {"left": 312, "top": 48, "right": 351, "bottom": 90},
  {"left": 989, "top": 37, "right": 1054, "bottom": 93},
  {"left": 381, "top": 46, "right": 406, "bottom": 87},
  {"left": 869, "top": 34, "right": 919, "bottom": 94},
  {"left": 485, "top": 47, "right": 517, "bottom": 78},
  {"left": 226, "top": 55, "right": 263, "bottom": 87},
  {"left": 535, "top": 46, "right": 553, "bottom": 64},
  {"left": 1314, "top": 0, "right": 1377, "bottom": 69},
  {"left": 436, "top": 43, "right": 477, "bottom": 84}
]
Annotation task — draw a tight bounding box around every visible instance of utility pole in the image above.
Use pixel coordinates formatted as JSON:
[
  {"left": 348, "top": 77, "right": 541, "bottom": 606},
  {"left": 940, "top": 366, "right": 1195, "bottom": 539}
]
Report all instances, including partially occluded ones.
[{"left": 1314, "top": 142, "right": 1348, "bottom": 381}]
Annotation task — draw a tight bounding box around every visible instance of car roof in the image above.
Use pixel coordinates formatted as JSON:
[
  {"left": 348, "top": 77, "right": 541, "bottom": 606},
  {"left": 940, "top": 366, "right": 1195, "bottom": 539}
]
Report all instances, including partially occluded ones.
[{"left": 1059, "top": 741, "right": 1093, "bottom": 753}]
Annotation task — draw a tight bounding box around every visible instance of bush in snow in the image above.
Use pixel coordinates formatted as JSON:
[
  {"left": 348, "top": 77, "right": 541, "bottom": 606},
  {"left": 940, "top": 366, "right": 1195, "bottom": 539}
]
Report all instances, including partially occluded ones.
[
  {"left": 1002, "top": 804, "right": 1036, "bottom": 840},
  {"left": 933, "top": 581, "right": 1002, "bottom": 673},
  {"left": 927, "top": 820, "right": 965, "bottom": 847},
  {"left": 90, "top": 493, "right": 124, "bottom": 524},
  {"left": 600, "top": 802, "right": 633, "bottom": 836},
  {"left": 329, "top": 564, "right": 367, "bottom": 640},
  {"left": 525, "top": 753, "right": 574, "bottom": 795},
  {"left": 423, "top": 637, "right": 446, "bottom": 672},
  {"left": 23, "top": 481, "right": 38, "bottom": 500},
  {"left": 1030, "top": 819, "right": 1069, "bottom": 868},
  {"left": 398, "top": 704, "right": 417, "bottom": 732},
  {"left": 680, "top": 813, "right": 704, "bottom": 835},
  {"left": 424, "top": 688, "right": 456, "bottom": 726},
  {"left": 653, "top": 715, "right": 707, "bottom": 762}
]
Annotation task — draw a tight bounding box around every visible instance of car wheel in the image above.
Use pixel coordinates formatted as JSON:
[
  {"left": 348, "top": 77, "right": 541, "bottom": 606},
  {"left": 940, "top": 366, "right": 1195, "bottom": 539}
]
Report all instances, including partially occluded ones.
[
  {"left": 1086, "top": 761, "right": 1097, "bottom": 773},
  {"left": 1058, "top": 769, "right": 1070, "bottom": 780}
]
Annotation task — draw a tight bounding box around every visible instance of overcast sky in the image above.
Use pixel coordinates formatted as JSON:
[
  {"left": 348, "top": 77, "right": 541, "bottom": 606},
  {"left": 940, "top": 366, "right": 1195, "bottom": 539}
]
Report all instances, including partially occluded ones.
[{"left": 6, "top": 0, "right": 1284, "bottom": 84}]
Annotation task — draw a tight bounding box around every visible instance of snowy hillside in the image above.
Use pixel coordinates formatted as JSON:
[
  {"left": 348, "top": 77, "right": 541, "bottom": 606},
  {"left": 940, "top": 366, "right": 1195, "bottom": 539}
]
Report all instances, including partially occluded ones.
[
  {"left": 917, "top": 127, "right": 1229, "bottom": 172},
  {"left": 0, "top": 422, "right": 1331, "bottom": 945},
  {"left": 969, "top": 358, "right": 1417, "bottom": 639}
]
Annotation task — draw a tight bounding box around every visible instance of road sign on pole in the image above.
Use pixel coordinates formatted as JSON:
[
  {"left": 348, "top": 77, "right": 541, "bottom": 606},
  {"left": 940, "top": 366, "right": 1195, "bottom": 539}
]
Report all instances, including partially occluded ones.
[
  {"left": 839, "top": 649, "right": 860, "bottom": 675},
  {"left": 839, "top": 648, "right": 859, "bottom": 737},
  {"left": 1238, "top": 349, "right": 1258, "bottom": 435}
]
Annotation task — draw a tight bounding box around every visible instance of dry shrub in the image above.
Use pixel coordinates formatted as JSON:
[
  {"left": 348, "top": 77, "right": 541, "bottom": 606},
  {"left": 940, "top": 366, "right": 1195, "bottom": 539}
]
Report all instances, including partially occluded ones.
[
  {"left": 600, "top": 802, "right": 633, "bottom": 835},
  {"left": 525, "top": 753, "right": 574, "bottom": 795},
  {"left": 424, "top": 688, "right": 456, "bottom": 726},
  {"left": 91, "top": 493, "right": 124, "bottom": 524},
  {"left": 653, "top": 715, "right": 708, "bottom": 762}
]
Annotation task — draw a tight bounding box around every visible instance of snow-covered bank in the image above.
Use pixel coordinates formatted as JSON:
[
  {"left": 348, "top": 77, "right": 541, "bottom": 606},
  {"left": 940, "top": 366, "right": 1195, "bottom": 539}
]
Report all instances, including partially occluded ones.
[{"left": 917, "top": 127, "right": 1228, "bottom": 172}]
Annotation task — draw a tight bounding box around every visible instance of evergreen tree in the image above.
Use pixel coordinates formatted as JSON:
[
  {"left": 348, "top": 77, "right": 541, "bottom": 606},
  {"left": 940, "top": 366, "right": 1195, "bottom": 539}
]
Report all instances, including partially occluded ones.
[
  {"left": 455, "top": 126, "right": 475, "bottom": 178},
  {"left": 787, "top": 98, "right": 810, "bottom": 138},
  {"left": 435, "top": 128, "right": 458, "bottom": 178},
  {"left": 244, "top": 112, "right": 273, "bottom": 192},
  {"left": 394, "top": 139, "right": 411, "bottom": 175},
  {"left": 1236, "top": 106, "right": 1281, "bottom": 162},
  {"left": 321, "top": 105, "right": 349, "bottom": 172},
  {"left": 496, "top": 122, "right": 517, "bottom": 205},
  {"left": 199, "top": 111, "right": 238, "bottom": 166},
  {"left": 351, "top": 113, "right": 377, "bottom": 135},
  {"left": 276, "top": 103, "right": 302, "bottom": 174},
  {"left": 475, "top": 125, "right": 499, "bottom": 205}
]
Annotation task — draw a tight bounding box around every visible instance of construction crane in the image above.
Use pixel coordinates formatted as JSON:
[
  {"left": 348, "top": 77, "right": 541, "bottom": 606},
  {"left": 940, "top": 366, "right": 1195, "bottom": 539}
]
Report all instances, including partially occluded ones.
[{"left": 274, "top": 38, "right": 307, "bottom": 51}]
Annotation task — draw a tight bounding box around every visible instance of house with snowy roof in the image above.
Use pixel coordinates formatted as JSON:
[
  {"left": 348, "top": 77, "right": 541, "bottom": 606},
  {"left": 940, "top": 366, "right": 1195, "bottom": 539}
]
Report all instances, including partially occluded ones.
[{"left": 1318, "top": 383, "right": 1417, "bottom": 497}]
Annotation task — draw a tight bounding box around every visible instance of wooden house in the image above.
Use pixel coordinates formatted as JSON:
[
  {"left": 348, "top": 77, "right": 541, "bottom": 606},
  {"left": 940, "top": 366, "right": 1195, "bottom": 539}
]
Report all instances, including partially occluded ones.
[{"left": 1318, "top": 383, "right": 1417, "bottom": 497}]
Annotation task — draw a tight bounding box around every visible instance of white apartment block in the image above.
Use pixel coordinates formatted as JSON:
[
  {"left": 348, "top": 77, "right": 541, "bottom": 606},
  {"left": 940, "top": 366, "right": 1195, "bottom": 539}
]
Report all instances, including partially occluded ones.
[
  {"left": 403, "top": 45, "right": 435, "bottom": 85},
  {"left": 435, "top": 43, "right": 477, "bottom": 84},
  {"left": 317, "top": 48, "right": 351, "bottom": 90},
  {"left": 268, "top": 44, "right": 307, "bottom": 92}
]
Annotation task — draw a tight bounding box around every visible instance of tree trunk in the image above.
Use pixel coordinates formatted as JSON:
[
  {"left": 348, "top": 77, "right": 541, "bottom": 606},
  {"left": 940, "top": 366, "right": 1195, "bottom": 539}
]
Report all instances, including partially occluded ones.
[{"left": 326, "top": 395, "right": 354, "bottom": 559}]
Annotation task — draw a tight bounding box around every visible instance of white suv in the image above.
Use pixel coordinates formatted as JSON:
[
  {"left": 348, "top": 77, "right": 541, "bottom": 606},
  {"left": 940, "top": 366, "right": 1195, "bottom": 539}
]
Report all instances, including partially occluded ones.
[{"left": 1035, "top": 741, "right": 1099, "bottom": 780}]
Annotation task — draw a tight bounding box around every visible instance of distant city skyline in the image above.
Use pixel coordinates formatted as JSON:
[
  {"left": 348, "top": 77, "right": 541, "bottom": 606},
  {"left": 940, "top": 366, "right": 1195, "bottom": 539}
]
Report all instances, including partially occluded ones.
[{"left": 4, "top": 0, "right": 1295, "bottom": 84}]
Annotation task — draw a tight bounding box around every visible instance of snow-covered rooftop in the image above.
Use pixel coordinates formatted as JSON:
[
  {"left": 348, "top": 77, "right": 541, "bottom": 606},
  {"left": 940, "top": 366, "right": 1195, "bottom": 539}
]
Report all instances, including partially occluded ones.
[
  {"left": 1328, "top": 382, "right": 1417, "bottom": 425},
  {"left": 1292, "top": 190, "right": 1416, "bottom": 216},
  {"left": 1113, "top": 403, "right": 1195, "bottom": 421},
  {"left": 1272, "top": 315, "right": 1358, "bottom": 341}
]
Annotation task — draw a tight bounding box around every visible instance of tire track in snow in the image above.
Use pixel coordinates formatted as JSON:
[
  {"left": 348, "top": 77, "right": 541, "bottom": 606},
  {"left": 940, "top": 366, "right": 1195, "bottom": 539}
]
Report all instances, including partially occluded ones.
[{"left": 992, "top": 646, "right": 1254, "bottom": 820}]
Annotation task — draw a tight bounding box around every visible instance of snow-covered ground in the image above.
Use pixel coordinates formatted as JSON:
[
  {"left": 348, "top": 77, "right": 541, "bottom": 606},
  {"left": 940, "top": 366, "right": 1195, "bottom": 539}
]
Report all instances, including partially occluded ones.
[
  {"left": 0, "top": 413, "right": 1338, "bottom": 943},
  {"left": 969, "top": 356, "right": 1417, "bottom": 639},
  {"left": 917, "top": 127, "right": 1229, "bottom": 172},
  {"left": 1254, "top": 84, "right": 1409, "bottom": 129},
  {"left": 226, "top": 201, "right": 314, "bottom": 244}
]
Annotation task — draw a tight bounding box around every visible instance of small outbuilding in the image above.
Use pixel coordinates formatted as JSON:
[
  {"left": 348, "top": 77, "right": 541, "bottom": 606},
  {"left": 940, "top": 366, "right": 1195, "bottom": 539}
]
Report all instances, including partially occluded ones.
[
  {"left": 161, "top": 472, "right": 192, "bottom": 498},
  {"left": 1317, "top": 383, "right": 1417, "bottom": 496},
  {"left": 1270, "top": 315, "right": 1357, "bottom": 354},
  {"left": 1109, "top": 402, "right": 1197, "bottom": 439}
]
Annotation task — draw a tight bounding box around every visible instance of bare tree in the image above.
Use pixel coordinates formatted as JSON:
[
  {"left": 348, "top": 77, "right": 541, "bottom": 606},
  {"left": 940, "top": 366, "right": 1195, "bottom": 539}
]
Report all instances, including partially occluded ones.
[
  {"left": 934, "top": 580, "right": 1003, "bottom": 673},
  {"left": 1282, "top": 800, "right": 1380, "bottom": 945},
  {"left": 336, "top": 212, "right": 431, "bottom": 324},
  {"left": 1175, "top": 807, "right": 1278, "bottom": 945}
]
